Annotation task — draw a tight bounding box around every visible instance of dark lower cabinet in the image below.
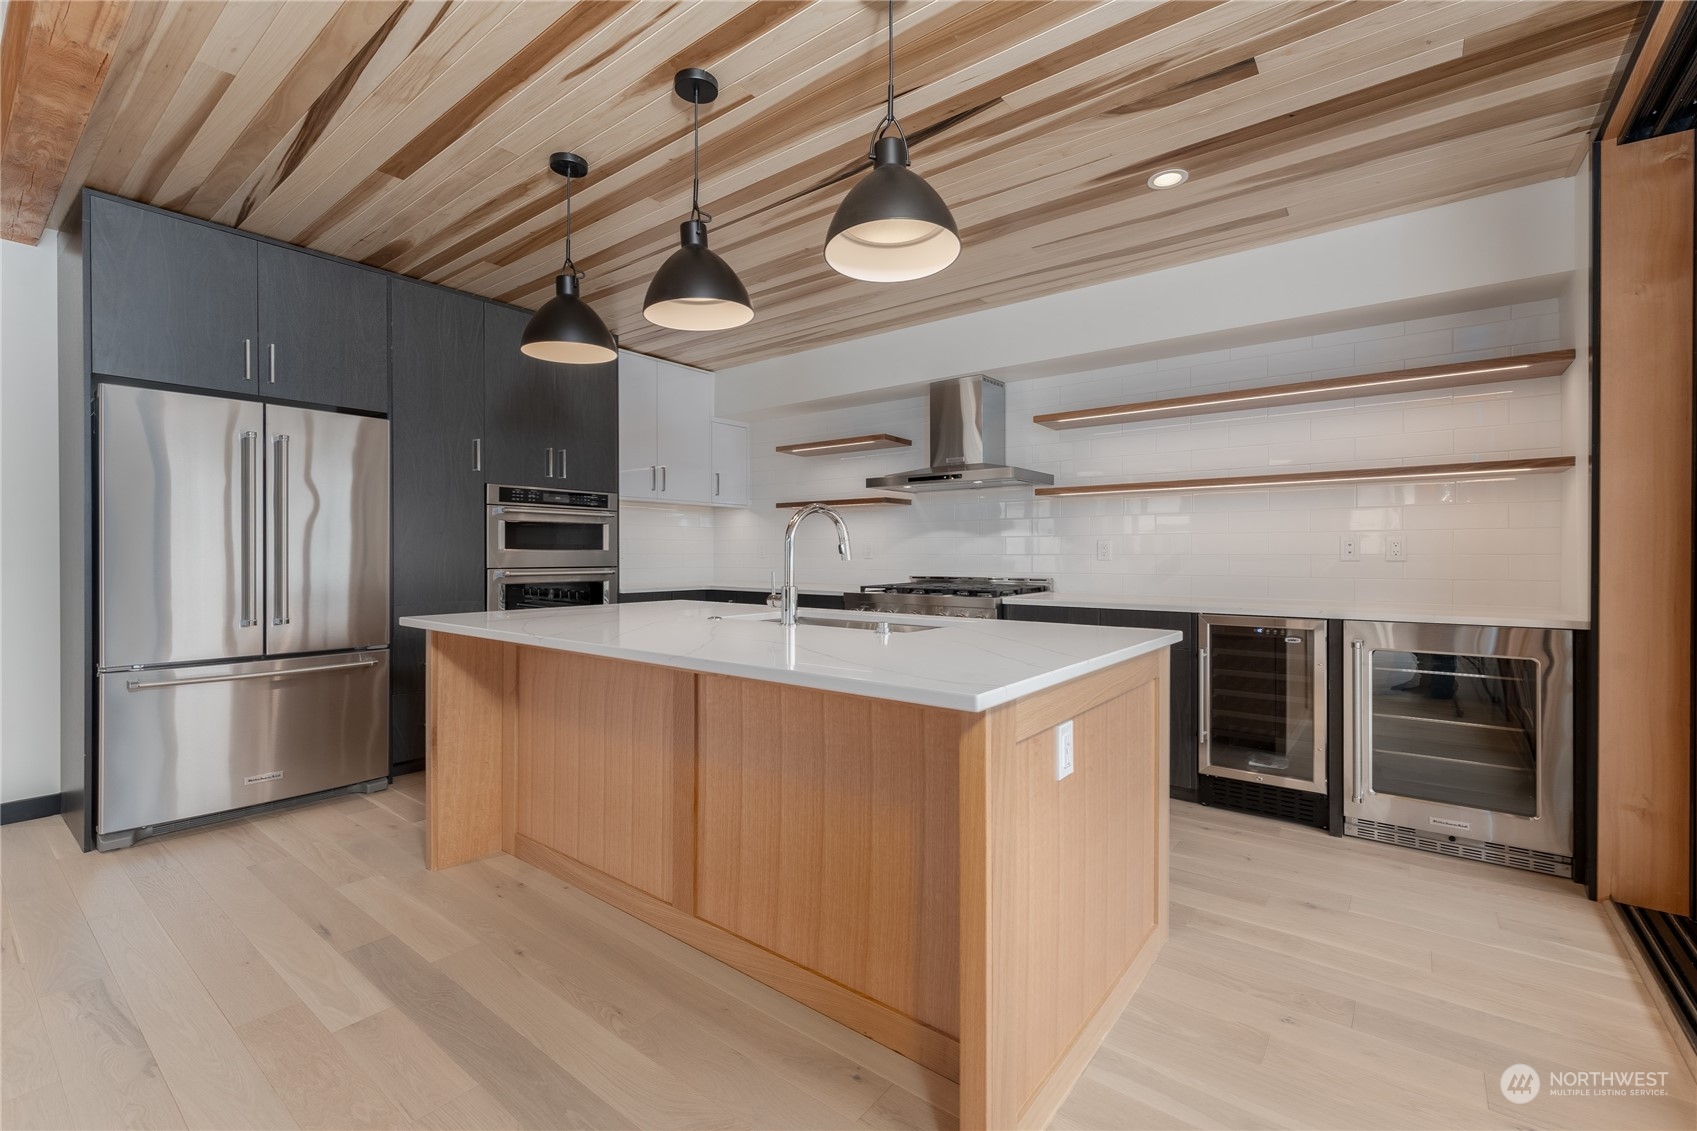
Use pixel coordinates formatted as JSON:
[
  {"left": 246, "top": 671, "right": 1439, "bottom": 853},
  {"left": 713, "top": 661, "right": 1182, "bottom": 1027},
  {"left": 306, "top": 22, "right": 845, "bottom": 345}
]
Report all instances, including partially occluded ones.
[
  {"left": 391, "top": 601, "right": 483, "bottom": 774},
  {"left": 89, "top": 195, "right": 258, "bottom": 392},
  {"left": 1004, "top": 604, "right": 1199, "bottom": 800},
  {"left": 257, "top": 242, "right": 388, "bottom": 411}
]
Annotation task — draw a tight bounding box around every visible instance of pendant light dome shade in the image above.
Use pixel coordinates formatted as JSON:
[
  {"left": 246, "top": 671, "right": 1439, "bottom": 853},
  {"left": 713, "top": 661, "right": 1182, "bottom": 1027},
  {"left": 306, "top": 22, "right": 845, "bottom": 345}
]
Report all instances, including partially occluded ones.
[
  {"left": 521, "top": 151, "right": 617, "bottom": 365},
  {"left": 825, "top": 135, "right": 959, "bottom": 282},
  {"left": 522, "top": 272, "right": 617, "bottom": 363},
  {"left": 644, "top": 219, "right": 753, "bottom": 330},
  {"left": 644, "top": 68, "right": 753, "bottom": 332}
]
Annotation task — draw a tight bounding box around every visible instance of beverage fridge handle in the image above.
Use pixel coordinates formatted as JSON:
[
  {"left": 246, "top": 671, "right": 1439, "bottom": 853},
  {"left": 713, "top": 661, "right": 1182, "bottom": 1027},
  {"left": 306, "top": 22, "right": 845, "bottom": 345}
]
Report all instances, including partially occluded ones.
[
  {"left": 1197, "top": 645, "right": 1209, "bottom": 748},
  {"left": 272, "top": 434, "right": 290, "bottom": 626},
  {"left": 239, "top": 431, "right": 258, "bottom": 627},
  {"left": 1351, "top": 639, "right": 1367, "bottom": 803}
]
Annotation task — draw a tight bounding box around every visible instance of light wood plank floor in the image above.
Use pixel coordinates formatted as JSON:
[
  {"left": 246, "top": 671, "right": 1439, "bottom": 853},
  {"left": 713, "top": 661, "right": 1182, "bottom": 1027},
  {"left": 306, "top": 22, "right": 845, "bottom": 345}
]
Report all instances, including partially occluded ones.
[{"left": 2, "top": 780, "right": 1691, "bottom": 1130}]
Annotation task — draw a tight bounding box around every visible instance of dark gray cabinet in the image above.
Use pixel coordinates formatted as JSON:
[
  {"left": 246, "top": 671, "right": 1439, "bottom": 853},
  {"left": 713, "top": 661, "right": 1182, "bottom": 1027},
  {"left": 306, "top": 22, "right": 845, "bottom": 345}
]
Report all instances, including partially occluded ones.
[
  {"left": 482, "top": 304, "right": 618, "bottom": 491},
  {"left": 390, "top": 281, "right": 486, "bottom": 770},
  {"left": 89, "top": 195, "right": 258, "bottom": 392},
  {"left": 1003, "top": 604, "right": 1199, "bottom": 799},
  {"left": 257, "top": 243, "right": 388, "bottom": 412}
]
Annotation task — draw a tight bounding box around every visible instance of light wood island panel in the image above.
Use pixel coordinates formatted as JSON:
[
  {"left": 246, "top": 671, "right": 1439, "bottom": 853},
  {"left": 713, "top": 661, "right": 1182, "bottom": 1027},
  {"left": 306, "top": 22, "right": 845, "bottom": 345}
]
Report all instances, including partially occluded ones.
[{"left": 424, "top": 636, "right": 1173, "bottom": 1130}]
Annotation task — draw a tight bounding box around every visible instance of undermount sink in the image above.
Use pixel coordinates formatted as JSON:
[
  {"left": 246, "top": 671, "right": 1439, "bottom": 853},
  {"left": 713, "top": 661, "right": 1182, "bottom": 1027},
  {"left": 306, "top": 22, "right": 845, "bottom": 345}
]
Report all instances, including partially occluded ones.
[{"left": 763, "top": 615, "right": 938, "bottom": 633}]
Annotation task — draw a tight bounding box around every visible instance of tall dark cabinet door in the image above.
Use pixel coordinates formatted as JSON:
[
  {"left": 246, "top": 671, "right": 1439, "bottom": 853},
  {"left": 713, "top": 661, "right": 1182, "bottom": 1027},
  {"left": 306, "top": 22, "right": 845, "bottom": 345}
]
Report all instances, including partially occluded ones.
[
  {"left": 482, "top": 304, "right": 563, "bottom": 487},
  {"left": 257, "top": 242, "right": 388, "bottom": 412},
  {"left": 89, "top": 196, "right": 258, "bottom": 392},
  {"left": 392, "top": 280, "right": 485, "bottom": 607},
  {"left": 391, "top": 280, "right": 486, "bottom": 770}
]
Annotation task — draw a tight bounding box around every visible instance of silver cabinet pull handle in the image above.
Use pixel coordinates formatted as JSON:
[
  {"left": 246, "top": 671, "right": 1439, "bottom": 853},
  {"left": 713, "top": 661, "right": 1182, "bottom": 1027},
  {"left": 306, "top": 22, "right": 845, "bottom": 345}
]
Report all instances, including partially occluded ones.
[
  {"left": 650, "top": 465, "right": 657, "bottom": 491},
  {"left": 272, "top": 434, "right": 290, "bottom": 625},
  {"left": 268, "top": 342, "right": 277, "bottom": 384},
  {"left": 239, "top": 431, "right": 258, "bottom": 626},
  {"left": 473, "top": 438, "right": 482, "bottom": 471},
  {"left": 244, "top": 339, "right": 253, "bottom": 381},
  {"left": 558, "top": 443, "right": 566, "bottom": 481},
  {"left": 1351, "top": 639, "right": 1366, "bottom": 803},
  {"left": 660, "top": 465, "right": 667, "bottom": 492},
  {"left": 127, "top": 658, "right": 380, "bottom": 692},
  {"left": 545, "top": 447, "right": 555, "bottom": 478},
  {"left": 714, "top": 472, "right": 721, "bottom": 497}
]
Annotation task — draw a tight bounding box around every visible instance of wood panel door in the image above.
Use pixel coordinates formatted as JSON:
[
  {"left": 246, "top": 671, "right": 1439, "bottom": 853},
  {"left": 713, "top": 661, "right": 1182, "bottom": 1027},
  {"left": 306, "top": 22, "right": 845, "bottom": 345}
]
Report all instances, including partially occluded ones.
[
  {"left": 89, "top": 195, "right": 257, "bottom": 393},
  {"left": 257, "top": 242, "right": 389, "bottom": 412},
  {"left": 695, "top": 677, "right": 963, "bottom": 1035}
]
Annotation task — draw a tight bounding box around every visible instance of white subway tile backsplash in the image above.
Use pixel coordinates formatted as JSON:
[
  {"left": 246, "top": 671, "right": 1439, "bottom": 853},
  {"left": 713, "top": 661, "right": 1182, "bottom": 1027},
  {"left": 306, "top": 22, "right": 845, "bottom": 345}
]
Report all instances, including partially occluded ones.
[{"left": 671, "top": 303, "right": 1578, "bottom": 618}]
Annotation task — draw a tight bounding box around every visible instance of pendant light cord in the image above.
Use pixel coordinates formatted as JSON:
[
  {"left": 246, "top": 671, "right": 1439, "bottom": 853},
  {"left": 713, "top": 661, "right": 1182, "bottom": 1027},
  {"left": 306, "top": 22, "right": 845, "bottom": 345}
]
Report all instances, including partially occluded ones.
[
  {"left": 560, "top": 171, "right": 581, "bottom": 280},
  {"left": 690, "top": 94, "right": 710, "bottom": 225},
  {"left": 869, "top": 0, "right": 907, "bottom": 155}
]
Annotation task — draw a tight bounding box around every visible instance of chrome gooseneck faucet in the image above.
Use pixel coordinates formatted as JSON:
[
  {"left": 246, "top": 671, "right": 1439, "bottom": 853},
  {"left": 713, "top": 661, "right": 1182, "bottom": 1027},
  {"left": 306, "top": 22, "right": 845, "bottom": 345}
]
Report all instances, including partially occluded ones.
[{"left": 777, "top": 504, "right": 852, "bottom": 626}]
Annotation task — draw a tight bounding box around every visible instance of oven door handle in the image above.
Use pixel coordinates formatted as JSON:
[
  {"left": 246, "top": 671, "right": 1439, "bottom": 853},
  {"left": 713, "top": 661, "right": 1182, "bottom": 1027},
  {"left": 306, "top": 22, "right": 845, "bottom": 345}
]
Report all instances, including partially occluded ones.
[{"left": 489, "top": 505, "right": 616, "bottom": 521}]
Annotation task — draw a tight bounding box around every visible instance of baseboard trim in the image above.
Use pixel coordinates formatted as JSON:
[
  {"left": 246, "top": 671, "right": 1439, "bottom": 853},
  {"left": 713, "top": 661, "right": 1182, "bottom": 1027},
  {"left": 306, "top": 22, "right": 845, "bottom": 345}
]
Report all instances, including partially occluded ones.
[{"left": 1, "top": 793, "right": 63, "bottom": 825}]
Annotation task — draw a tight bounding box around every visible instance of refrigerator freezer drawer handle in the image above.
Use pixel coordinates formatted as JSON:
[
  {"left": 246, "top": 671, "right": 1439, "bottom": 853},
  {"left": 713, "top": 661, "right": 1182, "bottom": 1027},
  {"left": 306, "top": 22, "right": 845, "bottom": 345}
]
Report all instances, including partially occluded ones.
[{"left": 126, "top": 658, "right": 380, "bottom": 691}]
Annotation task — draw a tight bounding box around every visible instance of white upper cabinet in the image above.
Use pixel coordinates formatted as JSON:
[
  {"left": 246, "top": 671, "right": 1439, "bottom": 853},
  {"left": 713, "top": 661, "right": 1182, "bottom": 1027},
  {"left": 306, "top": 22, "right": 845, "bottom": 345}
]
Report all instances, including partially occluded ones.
[
  {"left": 619, "top": 350, "right": 715, "bottom": 504},
  {"left": 711, "top": 419, "right": 750, "bottom": 507}
]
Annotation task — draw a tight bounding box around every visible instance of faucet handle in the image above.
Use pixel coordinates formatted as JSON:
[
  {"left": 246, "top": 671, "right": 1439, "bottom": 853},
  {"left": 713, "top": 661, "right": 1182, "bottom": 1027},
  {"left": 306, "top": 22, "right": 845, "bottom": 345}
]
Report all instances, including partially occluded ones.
[{"left": 766, "top": 591, "right": 782, "bottom": 608}]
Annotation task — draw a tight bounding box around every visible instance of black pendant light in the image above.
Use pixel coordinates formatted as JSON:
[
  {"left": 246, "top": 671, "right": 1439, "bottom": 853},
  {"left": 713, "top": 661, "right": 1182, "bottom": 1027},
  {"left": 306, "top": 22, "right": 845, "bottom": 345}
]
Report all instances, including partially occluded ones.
[
  {"left": 643, "top": 68, "right": 753, "bottom": 331},
  {"left": 521, "top": 152, "right": 618, "bottom": 364},
  {"left": 825, "top": 0, "right": 959, "bottom": 282}
]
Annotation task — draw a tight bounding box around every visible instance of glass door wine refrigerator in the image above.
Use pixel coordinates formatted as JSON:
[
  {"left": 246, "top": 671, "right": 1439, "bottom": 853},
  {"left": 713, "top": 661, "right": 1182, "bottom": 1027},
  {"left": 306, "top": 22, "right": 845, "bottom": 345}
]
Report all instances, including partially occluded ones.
[
  {"left": 1199, "top": 616, "right": 1328, "bottom": 795},
  {"left": 1343, "top": 621, "right": 1573, "bottom": 875}
]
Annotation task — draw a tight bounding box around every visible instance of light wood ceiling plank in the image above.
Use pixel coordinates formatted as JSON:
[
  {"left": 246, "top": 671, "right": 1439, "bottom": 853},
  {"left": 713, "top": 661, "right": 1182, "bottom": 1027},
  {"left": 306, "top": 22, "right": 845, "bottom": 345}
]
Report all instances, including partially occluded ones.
[{"left": 0, "top": 0, "right": 133, "bottom": 243}]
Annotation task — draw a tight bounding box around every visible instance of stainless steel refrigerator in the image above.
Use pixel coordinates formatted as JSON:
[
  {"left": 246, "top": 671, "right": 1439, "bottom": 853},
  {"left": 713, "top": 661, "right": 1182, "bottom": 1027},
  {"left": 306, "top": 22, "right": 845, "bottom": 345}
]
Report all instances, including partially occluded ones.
[{"left": 95, "top": 383, "right": 390, "bottom": 848}]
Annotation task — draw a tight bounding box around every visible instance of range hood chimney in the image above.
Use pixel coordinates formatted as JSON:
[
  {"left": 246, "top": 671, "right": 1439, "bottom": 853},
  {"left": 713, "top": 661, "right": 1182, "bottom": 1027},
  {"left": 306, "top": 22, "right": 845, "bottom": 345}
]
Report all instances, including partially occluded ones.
[{"left": 866, "top": 376, "right": 1053, "bottom": 493}]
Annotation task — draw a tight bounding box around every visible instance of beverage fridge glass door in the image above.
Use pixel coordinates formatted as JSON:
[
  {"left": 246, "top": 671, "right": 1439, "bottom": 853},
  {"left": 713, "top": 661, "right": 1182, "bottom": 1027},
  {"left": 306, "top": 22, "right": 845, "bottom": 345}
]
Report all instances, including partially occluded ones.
[
  {"left": 98, "top": 384, "right": 265, "bottom": 668},
  {"left": 1199, "top": 616, "right": 1327, "bottom": 794},
  {"left": 1344, "top": 621, "right": 1572, "bottom": 859},
  {"left": 264, "top": 405, "right": 390, "bottom": 655}
]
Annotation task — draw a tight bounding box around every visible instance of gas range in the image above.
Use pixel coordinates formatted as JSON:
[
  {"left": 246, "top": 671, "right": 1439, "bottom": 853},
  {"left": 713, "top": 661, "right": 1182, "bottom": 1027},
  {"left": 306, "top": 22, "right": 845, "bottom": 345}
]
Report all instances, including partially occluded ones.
[{"left": 842, "top": 576, "right": 1053, "bottom": 619}]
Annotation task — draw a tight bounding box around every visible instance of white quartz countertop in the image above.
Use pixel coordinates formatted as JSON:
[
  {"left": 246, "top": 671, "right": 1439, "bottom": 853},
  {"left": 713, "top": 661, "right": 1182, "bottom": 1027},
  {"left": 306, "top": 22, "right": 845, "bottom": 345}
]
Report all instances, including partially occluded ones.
[
  {"left": 399, "top": 601, "right": 1181, "bottom": 712},
  {"left": 1000, "top": 593, "right": 1587, "bottom": 630}
]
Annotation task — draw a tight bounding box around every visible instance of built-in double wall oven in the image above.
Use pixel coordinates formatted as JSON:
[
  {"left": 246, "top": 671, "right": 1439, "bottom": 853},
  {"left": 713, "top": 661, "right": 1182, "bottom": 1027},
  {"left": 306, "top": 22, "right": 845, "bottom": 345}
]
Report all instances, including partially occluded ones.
[{"left": 485, "top": 485, "right": 618, "bottom": 611}]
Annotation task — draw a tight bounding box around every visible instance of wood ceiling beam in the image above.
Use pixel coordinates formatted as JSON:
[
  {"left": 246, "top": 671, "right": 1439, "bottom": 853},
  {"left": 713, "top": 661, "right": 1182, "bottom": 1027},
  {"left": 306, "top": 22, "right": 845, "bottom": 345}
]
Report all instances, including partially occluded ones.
[
  {"left": 0, "top": 0, "right": 131, "bottom": 244},
  {"left": 1602, "top": 0, "right": 1688, "bottom": 141}
]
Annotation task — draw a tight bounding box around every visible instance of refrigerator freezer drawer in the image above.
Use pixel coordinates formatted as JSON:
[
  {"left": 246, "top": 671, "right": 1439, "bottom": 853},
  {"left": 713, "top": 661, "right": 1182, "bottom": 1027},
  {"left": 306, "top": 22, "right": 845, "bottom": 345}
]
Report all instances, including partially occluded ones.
[{"left": 98, "top": 651, "right": 388, "bottom": 836}]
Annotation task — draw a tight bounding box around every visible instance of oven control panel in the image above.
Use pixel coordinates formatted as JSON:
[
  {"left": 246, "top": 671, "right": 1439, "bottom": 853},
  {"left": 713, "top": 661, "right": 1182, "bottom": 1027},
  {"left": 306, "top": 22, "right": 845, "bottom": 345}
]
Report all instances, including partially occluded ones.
[{"left": 491, "top": 486, "right": 611, "bottom": 510}]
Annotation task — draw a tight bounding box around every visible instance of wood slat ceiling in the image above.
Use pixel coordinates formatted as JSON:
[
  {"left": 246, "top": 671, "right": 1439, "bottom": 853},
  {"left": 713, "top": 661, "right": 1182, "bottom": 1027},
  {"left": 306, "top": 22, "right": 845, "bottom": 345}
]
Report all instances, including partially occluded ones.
[{"left": 33, "top": 0, "right": 1645, "bottom": 369}]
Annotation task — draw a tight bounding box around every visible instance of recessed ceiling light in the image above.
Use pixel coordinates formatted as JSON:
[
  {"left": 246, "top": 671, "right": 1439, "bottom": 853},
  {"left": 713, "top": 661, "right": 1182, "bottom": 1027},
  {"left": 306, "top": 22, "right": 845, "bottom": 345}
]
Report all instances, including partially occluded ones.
[{"left": 1147, "top": 168, "right": 1189, "bottom": 189}]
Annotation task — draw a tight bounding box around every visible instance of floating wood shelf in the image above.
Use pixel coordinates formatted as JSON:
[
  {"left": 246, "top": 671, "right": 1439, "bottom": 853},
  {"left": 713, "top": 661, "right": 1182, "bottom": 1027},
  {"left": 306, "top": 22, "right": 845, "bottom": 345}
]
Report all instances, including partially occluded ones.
[
  {"left": 776, "top": 434, "right": 912, "bottom": 456},
  {"left": 774, "top": 496, "right": 913, "bottom": 509},
  {"left": 1034, "top": 349, "right": 1577, "bottom": 431},
  {"left": 1035, "top": 456, "right": 1577, "bottom": 497}
]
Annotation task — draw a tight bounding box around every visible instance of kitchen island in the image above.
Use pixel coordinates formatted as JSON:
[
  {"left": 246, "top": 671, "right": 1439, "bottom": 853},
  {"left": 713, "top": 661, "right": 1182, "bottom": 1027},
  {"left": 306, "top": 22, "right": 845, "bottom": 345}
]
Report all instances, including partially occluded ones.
[{"left": 401, "top": 601, "right": 1180, "bottom": 1130}]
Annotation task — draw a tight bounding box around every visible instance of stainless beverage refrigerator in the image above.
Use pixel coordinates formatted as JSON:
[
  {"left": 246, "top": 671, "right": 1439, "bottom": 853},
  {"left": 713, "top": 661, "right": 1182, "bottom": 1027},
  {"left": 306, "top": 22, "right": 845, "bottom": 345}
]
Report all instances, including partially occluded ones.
[{"left": 95, "top": 383, "right": 390, "bottom": 848}]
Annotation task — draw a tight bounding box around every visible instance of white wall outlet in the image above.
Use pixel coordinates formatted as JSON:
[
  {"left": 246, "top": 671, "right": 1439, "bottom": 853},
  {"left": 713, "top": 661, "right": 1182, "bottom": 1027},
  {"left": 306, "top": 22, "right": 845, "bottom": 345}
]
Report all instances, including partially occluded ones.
[
  {"left": 1385, "top": 536, "right": 1407, "bottom": 562},
  {"left": 1095, "top": 539, "right": 1113, "bottom": 562},
  {"left": 1055, "top": 720, "right": 1074, "bottom": 780},
  {"left": 1339, "top": 536, "right": 1360, "bottom": 561}
]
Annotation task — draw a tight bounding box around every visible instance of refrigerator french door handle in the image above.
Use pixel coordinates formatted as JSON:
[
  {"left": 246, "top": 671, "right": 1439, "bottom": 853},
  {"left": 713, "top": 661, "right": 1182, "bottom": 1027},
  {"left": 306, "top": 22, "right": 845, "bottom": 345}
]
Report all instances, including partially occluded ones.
[
  {"left": 126, "top": 658, "right": 379, "bottom": 691},
  {"left": 239, "top": 431, "right": 258, "bottom": 627},
  {"left": 272, "top": 434, "right": 290, "bottom": 626},
  {"left": 1351, "top": 639, "right": 1367, "bottom": 803}
]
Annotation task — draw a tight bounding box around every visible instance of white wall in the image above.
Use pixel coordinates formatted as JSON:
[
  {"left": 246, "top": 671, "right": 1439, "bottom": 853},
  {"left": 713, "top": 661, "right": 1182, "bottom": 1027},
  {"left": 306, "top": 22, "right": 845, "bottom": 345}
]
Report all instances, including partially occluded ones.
[
  {"left": 715, "top": 180, "right": 1581, "bottom": 418},
  {"left": 1, "top": 237, "right": 62, "bottom": 803},
  {"left": 709, "top": 301, "right": 1583, "bottom": 618}
]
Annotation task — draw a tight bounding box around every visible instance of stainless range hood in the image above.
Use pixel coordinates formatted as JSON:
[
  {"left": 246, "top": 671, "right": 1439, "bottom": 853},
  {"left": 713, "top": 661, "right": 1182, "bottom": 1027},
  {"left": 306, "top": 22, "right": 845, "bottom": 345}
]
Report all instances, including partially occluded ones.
[{"left": 866, "top": 375, "right": 1053, "bottom": 492}]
